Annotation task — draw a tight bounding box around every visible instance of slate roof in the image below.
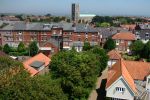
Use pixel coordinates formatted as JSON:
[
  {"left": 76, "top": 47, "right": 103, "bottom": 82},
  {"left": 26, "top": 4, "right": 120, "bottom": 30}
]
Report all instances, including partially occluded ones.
[
  {"left": 96, "top": 27, "right": 129, "bottom": 39},
  {"left": 0, "top": 21, "right": 97, "bottom": 32},
  {"left": 135, "top": 30, "right": 150, "bottom": 40}
]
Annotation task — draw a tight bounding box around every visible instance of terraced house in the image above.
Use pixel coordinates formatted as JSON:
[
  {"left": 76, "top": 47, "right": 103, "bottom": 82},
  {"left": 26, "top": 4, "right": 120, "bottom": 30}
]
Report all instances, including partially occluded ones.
[{"left": 0, "top": 21, "right": 100, "bottom": 54}]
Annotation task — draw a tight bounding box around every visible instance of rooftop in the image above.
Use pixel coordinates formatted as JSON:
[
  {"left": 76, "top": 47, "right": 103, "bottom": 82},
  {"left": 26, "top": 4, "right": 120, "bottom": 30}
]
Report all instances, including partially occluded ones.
[
  {"left": 106, "top": 59, "right": 150, "bottom": 96},
  {"left": 30, "top": 61, "right": 45, "bottom": 68},
  {"left": 23, "top": 53, "right": 51, "bottom": 76},
  {"left": 112, "top": 32, "right": 136, "bottom": 40}
]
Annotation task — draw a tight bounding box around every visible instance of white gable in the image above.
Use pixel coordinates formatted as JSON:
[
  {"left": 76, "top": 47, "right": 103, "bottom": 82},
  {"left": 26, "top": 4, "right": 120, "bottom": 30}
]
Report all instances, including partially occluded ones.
[{"left": 106, "top": 76, "right": 134, "bottom": 100}]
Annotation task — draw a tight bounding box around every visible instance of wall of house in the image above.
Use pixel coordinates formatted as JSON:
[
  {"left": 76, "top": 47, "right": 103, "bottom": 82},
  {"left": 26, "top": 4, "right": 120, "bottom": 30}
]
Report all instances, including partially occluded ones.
[
  {"left": 114, "top": 39, "right": 132, "bottom": 52},
  {"left": 106, "top": 77, "right": 134, "bottom": 100},
  {"left": 146, "top": 75, "right": 150, "bottom": 90},
  {"left": 38, "top": 66, "right": 49, "bottom": 75},
  {"left": 107, "top": 59, "right": 118, "bottom": 68}
]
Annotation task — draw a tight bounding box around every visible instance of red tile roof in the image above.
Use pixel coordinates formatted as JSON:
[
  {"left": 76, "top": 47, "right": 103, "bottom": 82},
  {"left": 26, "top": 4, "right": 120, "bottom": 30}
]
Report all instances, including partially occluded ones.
[
  {"left": 106, "top": 59, "right": 137, "bottom": 93},
  {"left": 124, "top": 60, "right": 150, "bottom": 80},
  {"left": 23, "top": 53, "right": 51, "bottom": 76},
  {"left": 106, "top": 59, "right": 150, "bottom": 94},
  {"left": 108, "top": 50, "right": 122, "bottom": 60},
  {"left": 112, "top": 32, "right": 136, "bottom": 40}
]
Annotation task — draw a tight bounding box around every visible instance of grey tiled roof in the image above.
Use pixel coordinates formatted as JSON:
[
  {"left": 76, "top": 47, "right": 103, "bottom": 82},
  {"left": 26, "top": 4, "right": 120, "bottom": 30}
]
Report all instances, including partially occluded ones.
[
  {"left": 0, "top": 21, "right": 97, "bottom": 32},
  {"left": 135, "top": 30, "right": 150, "bottom": 40},
  {"left": 96, "top": 27, "right": 130, "bottom": 39}
]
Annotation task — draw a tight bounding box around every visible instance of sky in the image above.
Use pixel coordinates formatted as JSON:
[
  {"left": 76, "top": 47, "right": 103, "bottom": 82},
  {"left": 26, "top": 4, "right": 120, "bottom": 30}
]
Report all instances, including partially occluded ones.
[{"left": 0, "top": 0, "right": 150, "bottom": 16}]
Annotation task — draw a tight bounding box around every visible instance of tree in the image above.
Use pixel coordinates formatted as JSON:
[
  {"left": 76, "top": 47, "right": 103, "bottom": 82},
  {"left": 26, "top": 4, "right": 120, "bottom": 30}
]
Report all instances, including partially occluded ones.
[
  {"left": 0, "top": 45, "right": 2, "bottom": 50},
  {"left": 3, "top": 44, "right": 11, "bottom": 54},
  {"left": 91, "top": 46, "right": 109, "bottom": 71},
  {"left": 53, "top": 17, "right": 60, "bottom": 22},
  {"left": 17, "top": 42, "right": 26, "bottom": 52},
  {"left": 66, "top": 19, "right": 70, "bottom": 23},
  {"left": 0, "top": 56, "right": 67, "bottom": 100},
  {"left": 130, "top": 40, "right": 144, "bottom": 56},
  {"left": 50, "top": 50, "right": 104, "bottom": 99},
  {"left": 83, "top": 42, "right": 91, "bottom": 51},
  {"left": 100, "top": 22, "right": 110, "bottom": 27},
  {"left": 29, "top": 41, "right": 38, "bottom": 56},
  {"left": 45, "top": 13, "right": 51, "bottom": 17},
  {"left": 143, "top": 41, "right": 150, "bottom": 59},
  {"left": 103, "top": 38, "right": 116, "bottom": 52}
]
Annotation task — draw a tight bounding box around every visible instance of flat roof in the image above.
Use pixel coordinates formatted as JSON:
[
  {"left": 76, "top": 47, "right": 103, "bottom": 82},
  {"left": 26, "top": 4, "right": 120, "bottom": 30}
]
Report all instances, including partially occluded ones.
[{"left": 80, "top": 14, "right": 96, "bottom": 17}]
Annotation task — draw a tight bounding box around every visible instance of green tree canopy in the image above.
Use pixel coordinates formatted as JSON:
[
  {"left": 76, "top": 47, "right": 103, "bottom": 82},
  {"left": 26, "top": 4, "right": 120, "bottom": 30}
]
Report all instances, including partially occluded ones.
[
  {"left": 0, "top": 45, "right": 2, "bottom": 50},
  {"left": 50, "top": 49, "right": 108, "bottom": 99},
  {"left": 100, "top": 22, "right": 110, "bottom": 27},
  {"left": 130, "top": 40, "right": 144, "bottom": 56},
  {"left": 143, "top": 41, "right": 150, "bottom": 59},
  {"left": 29, "top": 41, "right": 38, "bottom": 56},
  {"left": 83, "top": 42, "right": 91, "bottom": 51},
  {"left": 103, "top": 38, "right": 116, "bottom": 52},
  {"left": 3, "top": 44, "right": 11, "bottom": 54},
  {"left": 0, "top": 56, "right": 67, "bottom": 100},
  {"left": 17, "top": 42, "right": 26, "bottom": 52}
]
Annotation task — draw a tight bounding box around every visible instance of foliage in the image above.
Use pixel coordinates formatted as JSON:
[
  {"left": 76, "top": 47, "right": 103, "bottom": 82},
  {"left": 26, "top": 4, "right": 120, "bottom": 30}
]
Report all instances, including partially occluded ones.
[
  {"left": 142, "top": 41, "right": 150, "bottom": 59},
  {"left": 103, "top": 38, "right": 116, "bottom": 52},
  {"left": 3, "top": 44, "right": 11, "bottom": 54},
  {"left": 66, "top": 19, "right": 71, "bottom": 23},
  {"left": 50, "top": 48, "right": 108, "bottom": 99},
  {"left": 29, "top": 41, "right": 39, "bottom": 56},
  {"left": 123, "top": 53, "right": 140, "bottom": 61},
  {"left": 83, "top": 42, "right": 91, "bottom": 51},
  {"left": 130, "top": 40, "right": 144, "bottom": 56},
  {"left": 100, "top": 22, "right": 110, "bottom": 27},
  {"left": 90, "top": 46, "right": 109, "bottom": 71},
  {"left": 17, "top": 42, "right": 26, "bottom": 52},
  {"left": 53, "top": 17, "right": 61, "bottom": 22},
  {"left": 0, "top": 45, "right": 2, "bottom": 50},
  {"left": 0, "top": 56, "right": 67, "bottom": 100},
  {"left": 15, "top": 14, "right": 24, "bottom": 21}
]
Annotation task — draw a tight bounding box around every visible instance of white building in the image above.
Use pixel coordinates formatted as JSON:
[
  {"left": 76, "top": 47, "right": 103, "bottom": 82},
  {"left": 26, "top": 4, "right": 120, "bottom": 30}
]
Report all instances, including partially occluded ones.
[
  {"left": 79, "top": 14, "right": 96, "bottom": 23},
  {"left": 106, "top": 59, "right": 150, "bottom": 100}
]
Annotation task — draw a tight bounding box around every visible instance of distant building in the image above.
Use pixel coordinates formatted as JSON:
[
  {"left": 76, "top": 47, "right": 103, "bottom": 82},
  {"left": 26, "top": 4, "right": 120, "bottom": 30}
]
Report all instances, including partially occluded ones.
[
  {"left": 0, "top": 21, "right": 100, "bottom": 53},
  {"left": 134, "top": 23, "right": 150, "bottom": 43},
  {"left": 72, "top": 3, "right": 80, "bottom": 23},
  {"left": 79, "top": 14, "right": 96, "bottom": 23}
]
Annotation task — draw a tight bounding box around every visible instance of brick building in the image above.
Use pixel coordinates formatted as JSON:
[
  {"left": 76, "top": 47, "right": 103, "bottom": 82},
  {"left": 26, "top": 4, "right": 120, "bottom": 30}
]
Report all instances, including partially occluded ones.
[
  {"left": 0, "top": 21, "right": 100, "bottom": 53},
  {"left": 112, "top": 32, "right": 136, "bottom": 52}
]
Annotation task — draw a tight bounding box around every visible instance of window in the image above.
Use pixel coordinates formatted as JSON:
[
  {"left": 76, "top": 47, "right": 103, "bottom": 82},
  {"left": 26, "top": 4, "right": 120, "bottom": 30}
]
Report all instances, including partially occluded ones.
[
  {"left": 116, "top": 87, "right": 125, "bottom": 92},
  {"left": 145, "top": 33, "right": 149, "bottom": 37},
  {"left": 78, "top": 38, "right": 81, "bottom": 41},
  {"left": 120, "top": 40, "right": 124, "bottom": 43},
  {"left": 85, "top": 38, "right": 88, "bottom": 41},
  {"left": 148, "top": 78, "right": 150, "bottom": 84}
]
